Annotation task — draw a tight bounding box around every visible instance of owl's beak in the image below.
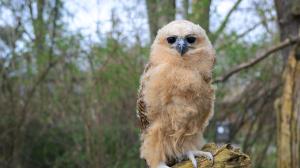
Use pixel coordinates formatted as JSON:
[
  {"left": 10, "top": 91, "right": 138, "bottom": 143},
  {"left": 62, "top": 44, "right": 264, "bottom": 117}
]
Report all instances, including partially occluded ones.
[{"left": 176, "top": 38, "right": 188, "bottom": 56}]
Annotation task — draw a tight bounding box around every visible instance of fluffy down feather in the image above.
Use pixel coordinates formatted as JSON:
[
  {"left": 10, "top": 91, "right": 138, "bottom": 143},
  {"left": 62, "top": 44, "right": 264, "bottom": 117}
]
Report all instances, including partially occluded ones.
[{"left": 137, "top": 20, "right": 215, "bottom": 168}]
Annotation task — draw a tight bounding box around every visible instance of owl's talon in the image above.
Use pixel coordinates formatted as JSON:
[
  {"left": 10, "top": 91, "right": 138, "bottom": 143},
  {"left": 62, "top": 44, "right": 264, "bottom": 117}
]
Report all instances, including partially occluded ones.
[
  {"left": 186, "top": 150, "right": 214, "bottom": 167},
  {"left": 193, "top": 150, "right": 213, "bottom": 161},
  {"left": 187, "top": 151, "right": 197, "bottom": 168},
  {"left": 157, "top": 162, "right": 171, "bottom": 168}
]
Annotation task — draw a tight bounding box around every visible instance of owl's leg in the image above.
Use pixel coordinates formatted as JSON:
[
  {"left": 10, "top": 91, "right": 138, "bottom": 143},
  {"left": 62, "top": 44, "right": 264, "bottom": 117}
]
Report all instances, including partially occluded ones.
[
  {"left": 157, "top": 162, "right": 171, "bottom": 168},
  {"left": 186, "top": 150, "right": 213, "bottom": 168}
]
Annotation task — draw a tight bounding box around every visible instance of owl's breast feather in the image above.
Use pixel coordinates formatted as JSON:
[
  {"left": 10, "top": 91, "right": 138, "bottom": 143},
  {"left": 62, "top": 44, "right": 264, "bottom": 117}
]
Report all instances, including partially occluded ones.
[{"left": 152, "top": 64, "right": 205, "bottom": 94}]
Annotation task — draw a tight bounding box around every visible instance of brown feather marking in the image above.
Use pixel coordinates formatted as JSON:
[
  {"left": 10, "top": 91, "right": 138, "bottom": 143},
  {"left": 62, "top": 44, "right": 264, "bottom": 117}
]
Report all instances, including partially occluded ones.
[{"left": 137, "top": 63, "right": 152, "bottom": 130}]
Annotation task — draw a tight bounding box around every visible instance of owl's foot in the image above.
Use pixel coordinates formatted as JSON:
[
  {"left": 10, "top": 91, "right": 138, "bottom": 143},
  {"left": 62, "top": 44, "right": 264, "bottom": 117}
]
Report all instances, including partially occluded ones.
[
  {"left": 186, "top": 150, "right": 213, "bottom": 168},
  {"left": 157, "top": 162, "right": 171, "bottom": 168}
]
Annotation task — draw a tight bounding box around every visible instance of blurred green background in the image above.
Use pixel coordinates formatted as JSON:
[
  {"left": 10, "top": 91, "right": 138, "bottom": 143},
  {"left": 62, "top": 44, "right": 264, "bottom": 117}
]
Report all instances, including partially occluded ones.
[{"left": 0, "top": 0, "right": 299, "bottom": 168}]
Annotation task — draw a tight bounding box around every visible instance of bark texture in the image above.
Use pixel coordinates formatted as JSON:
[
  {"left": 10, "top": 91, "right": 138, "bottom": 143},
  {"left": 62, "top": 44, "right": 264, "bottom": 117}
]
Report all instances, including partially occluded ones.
[
  {"left": 275, "top": 0, "right": 300, "bottom": 167},
  {"left": 172, "top": 143, "right": 251, "bottom": 168},
  {"left": 277, "top": 46, "right": 300, "bottom": 168},
  {"left": 275, "top": 0, "right": 300, "bottom": 61}
]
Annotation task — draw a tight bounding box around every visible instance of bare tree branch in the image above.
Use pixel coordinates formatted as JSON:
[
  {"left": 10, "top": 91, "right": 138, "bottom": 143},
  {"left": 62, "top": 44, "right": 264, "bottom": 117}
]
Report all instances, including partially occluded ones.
[
  {"left": 213, "top": 36, "right": 300, "bottom": 84},
  {"left": 216, "top": 17, "right": 275, "bottom": 51},
  {"left": 212, "top": 0, "right": 243, "bottom": 43}
]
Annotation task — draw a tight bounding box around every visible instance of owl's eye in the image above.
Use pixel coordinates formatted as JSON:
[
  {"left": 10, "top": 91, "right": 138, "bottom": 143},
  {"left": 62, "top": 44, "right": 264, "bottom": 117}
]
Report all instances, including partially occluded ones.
[
  {"left": 167, "top": 36, "right": 177, "bottom": 44},
  {"left": 186, "top": 36, "right": 196, "bottom": 44}
]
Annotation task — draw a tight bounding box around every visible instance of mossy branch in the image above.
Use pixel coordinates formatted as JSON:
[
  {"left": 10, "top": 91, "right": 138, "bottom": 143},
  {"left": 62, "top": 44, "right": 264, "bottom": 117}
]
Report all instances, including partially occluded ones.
[{"left": 172, "top": 143, "right": 251, "bottom": 168}]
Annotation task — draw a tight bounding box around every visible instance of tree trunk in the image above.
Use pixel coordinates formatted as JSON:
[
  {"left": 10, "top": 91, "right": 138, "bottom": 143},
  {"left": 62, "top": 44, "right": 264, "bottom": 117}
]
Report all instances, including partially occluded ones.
[
  {"left": 189, "top": 0, "right": 211, "bottom": 34},
  {"left": 182, "top": 0, "right": 189, "bottom": 19},
  {"left": 275, "top": 0, "right": 300, "bottom": 167},
  {"left": 277, "top": 46, "right": 300, "bottom": 168},
  {"left": 275, "top": 0, "right": 300, "bottom": 61},
  {"left": 34, "top": 0, "right": 47, "bottom": 71},
  {"left": 146, "top": 0, "right": 176, "bottom": 42}
]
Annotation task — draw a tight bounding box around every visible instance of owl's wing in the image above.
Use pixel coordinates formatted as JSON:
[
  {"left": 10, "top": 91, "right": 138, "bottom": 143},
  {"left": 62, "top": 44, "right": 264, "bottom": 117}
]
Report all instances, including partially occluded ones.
[{"left": 137, "top": 63, "right": 152, "bottom": 131}]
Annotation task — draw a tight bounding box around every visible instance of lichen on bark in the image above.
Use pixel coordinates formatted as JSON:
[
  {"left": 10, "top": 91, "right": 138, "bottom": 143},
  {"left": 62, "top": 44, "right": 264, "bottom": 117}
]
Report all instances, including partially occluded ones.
[{"left": 172, "top": 143, "right": 251, "bottom": 168}]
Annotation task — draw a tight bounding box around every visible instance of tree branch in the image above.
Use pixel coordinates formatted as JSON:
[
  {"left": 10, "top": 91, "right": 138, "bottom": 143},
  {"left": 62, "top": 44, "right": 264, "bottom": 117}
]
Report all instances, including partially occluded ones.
[
  {"left": 172, "top": 143, "right": 251, "bottom": 168},
  {"left": 213, "top": 36, "right": 300, "bottom": 84}
]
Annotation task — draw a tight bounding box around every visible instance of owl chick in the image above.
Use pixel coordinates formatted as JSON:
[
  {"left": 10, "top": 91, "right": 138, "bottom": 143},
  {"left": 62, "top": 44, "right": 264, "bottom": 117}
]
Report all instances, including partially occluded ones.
[{"left": 137, "top": 20, "right": 216, "bottom": 168}]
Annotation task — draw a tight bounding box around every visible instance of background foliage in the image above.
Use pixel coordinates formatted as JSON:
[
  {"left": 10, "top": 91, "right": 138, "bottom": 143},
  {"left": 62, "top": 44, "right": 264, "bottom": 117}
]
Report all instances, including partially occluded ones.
[{"left": 0, "top": 0, "right": 297, "bottom": 168}]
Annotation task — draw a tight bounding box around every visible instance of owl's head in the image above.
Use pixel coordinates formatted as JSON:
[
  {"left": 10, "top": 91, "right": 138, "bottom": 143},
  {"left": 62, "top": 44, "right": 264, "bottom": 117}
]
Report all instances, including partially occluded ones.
[{"left": 150, "top": 20, "right": 215, "bottom": 67}]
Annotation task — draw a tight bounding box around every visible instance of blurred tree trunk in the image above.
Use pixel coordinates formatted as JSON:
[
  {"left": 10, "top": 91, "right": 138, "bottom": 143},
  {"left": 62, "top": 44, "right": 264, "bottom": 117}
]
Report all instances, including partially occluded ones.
[
  {"left": 188, "top": 0, "right": 242, "bottom": 43},
  {"left": 182, "top": 0, "right": 189, "bottom": 19},
  {"left": 275, "top": 0, "right": 300, "bottom": 61},
  {"left": 189, "top": 0, "right": 211, "bottom": 34},
  {"left": 275, "top": 0, "right": 300, "bottom": 60},
  {"left": 145, "top": 0, "right": 211, "bottom": 40},
  {"left": 33, "top": 0, "right": 47, "bottom": 71},
  {"left": 275, "top": 0, "right": 300, "bottom": 167},
  {"left": 146, "top": 0, "right": 176, "bottom": 42}
]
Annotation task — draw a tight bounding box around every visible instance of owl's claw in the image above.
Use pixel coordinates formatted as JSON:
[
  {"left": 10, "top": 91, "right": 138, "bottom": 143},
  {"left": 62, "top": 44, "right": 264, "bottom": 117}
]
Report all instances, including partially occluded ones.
[
  {"left": 187, "top": 151, "right": 198, "bottom": 168},
  {"left": 194, "top": 150, "right": 213, "bottom": 161},
  {"left": 186, "top": 150, "right": 214, "bottom": 168},
  {"left": 157, "top": 162, "right": 171, "bottom": 168}
]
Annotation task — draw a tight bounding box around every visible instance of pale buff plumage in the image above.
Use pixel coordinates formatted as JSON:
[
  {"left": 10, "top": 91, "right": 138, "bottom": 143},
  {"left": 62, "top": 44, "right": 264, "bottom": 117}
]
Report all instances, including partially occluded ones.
[{"left": 137, "top": 20, "right": 216, "bottom": 168}]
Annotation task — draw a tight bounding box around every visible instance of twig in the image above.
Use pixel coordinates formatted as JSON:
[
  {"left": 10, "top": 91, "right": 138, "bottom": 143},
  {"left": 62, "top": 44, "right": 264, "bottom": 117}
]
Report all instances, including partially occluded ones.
[
  {"left": 216, "top": 17, "right": 275, "bottom": 51},
  {"left": 213, "top": 36, "right": 300, "bottom": 84},
  {"left": 212, "top": 0, "right": 243, "bottom": 43}
]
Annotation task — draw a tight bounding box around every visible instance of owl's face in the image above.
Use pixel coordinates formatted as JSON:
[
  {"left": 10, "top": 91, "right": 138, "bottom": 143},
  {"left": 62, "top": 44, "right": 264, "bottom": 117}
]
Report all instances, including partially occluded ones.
[
  {"left": 153, "top": 20, "right": 212, "bottom": 58},
  {"left": 165, "top": 34, "right": 197, "bottom": 56}
]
